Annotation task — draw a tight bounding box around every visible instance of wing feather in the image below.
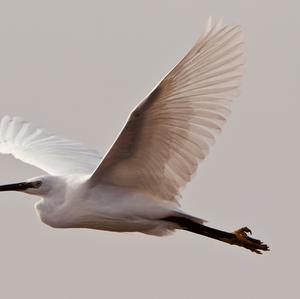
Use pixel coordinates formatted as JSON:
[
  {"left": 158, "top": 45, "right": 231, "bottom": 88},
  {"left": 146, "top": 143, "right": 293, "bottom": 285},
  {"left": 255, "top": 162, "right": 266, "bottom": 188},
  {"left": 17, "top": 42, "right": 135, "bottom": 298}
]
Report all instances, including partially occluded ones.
[
  {"left": 88, "top": 18, "right": 245, "bottom": 201},
  {"left": 0, "top": 116, "right": 101, "bottom": 175}
]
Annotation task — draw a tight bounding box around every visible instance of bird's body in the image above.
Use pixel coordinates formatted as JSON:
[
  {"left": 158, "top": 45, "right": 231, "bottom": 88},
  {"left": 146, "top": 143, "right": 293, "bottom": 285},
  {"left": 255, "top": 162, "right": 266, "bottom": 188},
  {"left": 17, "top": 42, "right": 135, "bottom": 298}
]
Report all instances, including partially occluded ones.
[
  {"left": 0, "top": 17, "right": 269, "bottom": 254},
  {"left": 34, "top": 174, "right": 181, "bottom": 235}
]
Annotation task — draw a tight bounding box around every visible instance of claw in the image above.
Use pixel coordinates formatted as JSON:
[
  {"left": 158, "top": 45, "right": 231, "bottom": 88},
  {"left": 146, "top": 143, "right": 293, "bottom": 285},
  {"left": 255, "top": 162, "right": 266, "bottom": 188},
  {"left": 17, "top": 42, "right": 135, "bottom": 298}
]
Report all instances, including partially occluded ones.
[
  {"left": 234, "top": 226, "right": 252, "bottom": 236},
  {"left": 245, "top": 227, "right": 252, "bottom": 235},
  {"left": 231, "top": 226, "right": 269, "bottom": 254}
]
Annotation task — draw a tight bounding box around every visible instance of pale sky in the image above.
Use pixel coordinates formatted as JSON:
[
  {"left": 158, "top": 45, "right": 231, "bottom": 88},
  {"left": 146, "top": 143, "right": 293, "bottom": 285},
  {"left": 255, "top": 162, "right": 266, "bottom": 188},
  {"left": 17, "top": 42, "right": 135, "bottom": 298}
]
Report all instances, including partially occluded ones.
[{"left": 0, "top": 1, "right": 298, "bottom": 298}]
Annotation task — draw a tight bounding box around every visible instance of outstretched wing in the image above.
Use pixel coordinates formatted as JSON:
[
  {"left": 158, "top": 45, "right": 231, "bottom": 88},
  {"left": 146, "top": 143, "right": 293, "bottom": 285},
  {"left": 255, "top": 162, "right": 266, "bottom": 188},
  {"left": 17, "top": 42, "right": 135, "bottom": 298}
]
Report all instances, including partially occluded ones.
[
  {"left": 89, "top": 18, "right": 244, "bottom": 202},
  {"left": 0, "top": 116, "right": 101, "bottom": 175}
]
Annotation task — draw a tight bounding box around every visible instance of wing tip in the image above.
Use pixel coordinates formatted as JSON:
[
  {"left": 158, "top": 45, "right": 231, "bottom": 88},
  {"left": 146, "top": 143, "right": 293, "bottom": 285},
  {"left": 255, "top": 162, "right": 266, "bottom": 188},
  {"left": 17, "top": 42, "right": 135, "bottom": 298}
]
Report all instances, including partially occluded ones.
[
  {"left": 0, "top": 115, "right": 26, "bottom": 125},
  {"left": 204, "top": 16, "right": 243, "bottom": 36}
]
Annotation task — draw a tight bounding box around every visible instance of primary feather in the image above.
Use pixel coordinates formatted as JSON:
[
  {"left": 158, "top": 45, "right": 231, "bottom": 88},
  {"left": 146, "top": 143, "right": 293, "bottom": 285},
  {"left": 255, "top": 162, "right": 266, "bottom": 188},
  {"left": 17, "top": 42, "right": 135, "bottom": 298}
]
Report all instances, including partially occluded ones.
[{"left": 0, "top": 116, "right": 101, "bottom": 175}]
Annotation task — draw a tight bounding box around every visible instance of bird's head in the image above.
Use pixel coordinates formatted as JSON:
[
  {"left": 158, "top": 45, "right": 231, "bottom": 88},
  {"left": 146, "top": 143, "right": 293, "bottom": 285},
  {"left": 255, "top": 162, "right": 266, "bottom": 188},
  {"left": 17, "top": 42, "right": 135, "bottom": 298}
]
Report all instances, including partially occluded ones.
[{"left": 0, "top": 175, "right": 53, "bottom": 196}]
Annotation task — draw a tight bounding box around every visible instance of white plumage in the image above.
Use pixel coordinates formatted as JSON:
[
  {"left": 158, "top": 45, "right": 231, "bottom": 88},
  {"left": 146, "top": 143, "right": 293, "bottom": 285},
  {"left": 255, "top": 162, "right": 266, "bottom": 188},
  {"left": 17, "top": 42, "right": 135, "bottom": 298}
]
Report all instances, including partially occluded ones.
[
  {"left": 0, "top": 18, "right": 269, "bottom": 254},
  {"left": 0, "top": 116, "right": 101, "bottom": 175}
]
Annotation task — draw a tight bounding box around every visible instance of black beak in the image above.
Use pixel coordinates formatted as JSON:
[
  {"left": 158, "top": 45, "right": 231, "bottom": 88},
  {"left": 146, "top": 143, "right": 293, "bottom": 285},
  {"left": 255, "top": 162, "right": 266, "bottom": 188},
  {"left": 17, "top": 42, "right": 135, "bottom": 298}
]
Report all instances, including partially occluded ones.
[{"left": 0, "top": 181, "right": 41, "bottom": 192}]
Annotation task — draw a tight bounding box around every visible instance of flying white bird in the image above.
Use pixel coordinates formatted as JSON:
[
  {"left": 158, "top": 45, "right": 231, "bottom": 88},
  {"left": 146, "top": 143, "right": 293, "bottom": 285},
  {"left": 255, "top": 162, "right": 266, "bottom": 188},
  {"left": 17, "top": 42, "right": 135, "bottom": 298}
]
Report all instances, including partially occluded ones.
[{"left": 0, "top": 18, "right": 269, "bottom": 254}]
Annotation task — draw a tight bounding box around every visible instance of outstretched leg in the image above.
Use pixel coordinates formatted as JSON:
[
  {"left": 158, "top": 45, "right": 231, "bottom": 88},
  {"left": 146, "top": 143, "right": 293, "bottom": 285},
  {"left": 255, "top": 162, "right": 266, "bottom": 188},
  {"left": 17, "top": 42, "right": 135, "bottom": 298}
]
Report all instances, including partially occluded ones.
[{"left": 162, "top": 215, "right": 269, "bottom": 254}]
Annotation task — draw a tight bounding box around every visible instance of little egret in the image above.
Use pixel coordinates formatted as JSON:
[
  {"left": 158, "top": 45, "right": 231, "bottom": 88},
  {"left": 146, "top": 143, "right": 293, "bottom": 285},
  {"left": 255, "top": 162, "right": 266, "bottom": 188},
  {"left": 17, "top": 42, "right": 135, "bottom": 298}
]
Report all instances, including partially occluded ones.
[{"left": 0, "top": 18, "right": 269, "bottom": 254}]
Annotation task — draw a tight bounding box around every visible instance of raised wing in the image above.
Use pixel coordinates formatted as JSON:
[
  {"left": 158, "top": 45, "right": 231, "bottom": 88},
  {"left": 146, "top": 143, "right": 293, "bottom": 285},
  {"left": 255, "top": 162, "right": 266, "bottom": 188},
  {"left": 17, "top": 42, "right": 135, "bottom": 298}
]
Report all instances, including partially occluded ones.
[
  {"left": 89, "top": 18, "right": 245, "bottom": 201},
  {"left": 0, "top": 116, "right": 101, "bottom": 175}
]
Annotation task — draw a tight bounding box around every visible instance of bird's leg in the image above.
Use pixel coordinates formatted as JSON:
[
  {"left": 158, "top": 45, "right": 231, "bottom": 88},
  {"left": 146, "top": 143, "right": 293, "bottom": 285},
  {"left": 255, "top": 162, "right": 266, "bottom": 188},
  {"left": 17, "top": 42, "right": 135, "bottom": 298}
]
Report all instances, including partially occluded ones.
[
  {"left": 221, "top": 226, "right": 269, "bottom": 254},
  {"left": 199, "top": 225, "right": 269, "bottom": 254},
  {"left": 162, "top": 215, "right": 269, "bottom": 254}
]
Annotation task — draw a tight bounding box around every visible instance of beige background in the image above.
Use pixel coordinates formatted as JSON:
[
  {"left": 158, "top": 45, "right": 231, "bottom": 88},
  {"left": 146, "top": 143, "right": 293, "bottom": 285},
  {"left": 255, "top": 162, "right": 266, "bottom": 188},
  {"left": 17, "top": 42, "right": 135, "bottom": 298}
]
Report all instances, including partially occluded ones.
[{"left": 0, "top": 1, "right": 298, "bottom": 298}]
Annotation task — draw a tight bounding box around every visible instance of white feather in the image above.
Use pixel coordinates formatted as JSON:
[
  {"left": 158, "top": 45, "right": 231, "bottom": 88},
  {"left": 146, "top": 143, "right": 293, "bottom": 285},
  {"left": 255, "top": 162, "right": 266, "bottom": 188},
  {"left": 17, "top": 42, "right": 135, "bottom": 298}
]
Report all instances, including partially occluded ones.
[{"left": 0, "top": 116, "right": 101, "bottom": 175}]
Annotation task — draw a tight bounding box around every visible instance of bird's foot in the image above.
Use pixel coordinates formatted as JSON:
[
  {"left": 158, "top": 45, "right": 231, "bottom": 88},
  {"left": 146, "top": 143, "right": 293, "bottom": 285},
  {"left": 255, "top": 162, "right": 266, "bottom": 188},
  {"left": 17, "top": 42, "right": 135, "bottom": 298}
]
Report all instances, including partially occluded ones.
[{"left": 230, "top": 226, "right": 269, "bottom": 254}]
